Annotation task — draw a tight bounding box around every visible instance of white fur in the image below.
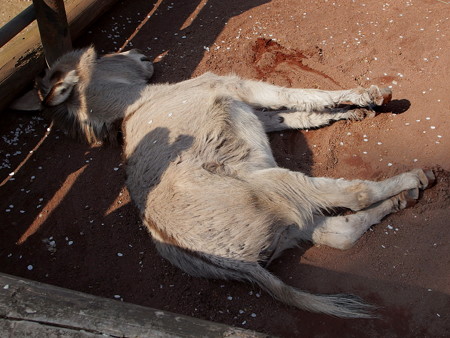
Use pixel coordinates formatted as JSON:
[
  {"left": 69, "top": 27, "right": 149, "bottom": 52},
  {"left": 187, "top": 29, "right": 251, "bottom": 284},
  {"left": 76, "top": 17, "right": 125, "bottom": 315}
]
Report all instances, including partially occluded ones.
[{"left": 23, "top": 48, "right": 434, "bottom": 318}]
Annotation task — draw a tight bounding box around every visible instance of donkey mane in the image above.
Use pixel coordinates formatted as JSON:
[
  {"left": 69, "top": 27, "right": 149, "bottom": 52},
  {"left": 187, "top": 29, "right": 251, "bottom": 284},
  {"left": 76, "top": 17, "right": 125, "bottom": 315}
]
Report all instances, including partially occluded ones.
[{"left": 43, "top": 103, "right": 122, "bottom": 144}]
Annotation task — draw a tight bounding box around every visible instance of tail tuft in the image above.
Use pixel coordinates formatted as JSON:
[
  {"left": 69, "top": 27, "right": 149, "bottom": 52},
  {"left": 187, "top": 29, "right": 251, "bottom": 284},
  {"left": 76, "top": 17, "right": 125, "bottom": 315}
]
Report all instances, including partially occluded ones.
[
  {"left": 247, "top": 264, "right": 378, "bottom": 318},
  {"left": 316, "top": 293, "right": 378, "bottom": 318}
]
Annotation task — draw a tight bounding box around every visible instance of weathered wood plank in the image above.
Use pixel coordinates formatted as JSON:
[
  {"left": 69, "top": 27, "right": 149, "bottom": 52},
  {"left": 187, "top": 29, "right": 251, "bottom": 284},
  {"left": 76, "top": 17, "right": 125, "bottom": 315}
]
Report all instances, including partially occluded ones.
[
  {"left": 0, "top": 273, "right": 269, "bottom": 337},
  {"left": 0, "top": 319, "right": 100, "bottom": 337},
  {"left": 0, "top": 6, "right": 36, "bottom": 48}
]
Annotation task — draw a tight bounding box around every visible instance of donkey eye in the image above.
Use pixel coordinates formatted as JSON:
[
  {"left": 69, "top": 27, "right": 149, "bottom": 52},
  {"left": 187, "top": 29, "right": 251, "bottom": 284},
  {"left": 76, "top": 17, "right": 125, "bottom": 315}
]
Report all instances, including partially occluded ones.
[{"left": 140, "top": 56, "right": 151, "bottom": 62}]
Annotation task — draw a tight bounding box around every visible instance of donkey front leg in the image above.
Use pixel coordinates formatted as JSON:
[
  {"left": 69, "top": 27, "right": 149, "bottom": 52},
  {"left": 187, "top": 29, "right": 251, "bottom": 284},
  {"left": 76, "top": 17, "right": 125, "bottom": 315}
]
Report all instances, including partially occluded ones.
[
  {"left": 224, "top": 76, "right": 392, "bottom": 111},
  {"left": 256, "top": 107, "right": 375, "bottom": 132},
  {"left": 308, "top": 189, "right": 419, "bottom": 250}
]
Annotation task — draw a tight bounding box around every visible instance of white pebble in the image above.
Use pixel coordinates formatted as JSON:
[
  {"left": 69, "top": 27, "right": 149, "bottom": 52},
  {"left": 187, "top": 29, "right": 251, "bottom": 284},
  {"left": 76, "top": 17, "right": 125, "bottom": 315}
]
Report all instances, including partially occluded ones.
[
  {"left": 27, "top": 265, "right": 33, "bottom": 271},
  {"left": 227, "top": 296, "right": 233, "bottom": 300},
  {"left": 387, "top": 163, "right": 393, "bottom": 166},
  {"left": 117, "top": 253, "right": 124, "bottom": 257},
  {"left": 113, "top": 167, "right": 119, "bottom": 171}
]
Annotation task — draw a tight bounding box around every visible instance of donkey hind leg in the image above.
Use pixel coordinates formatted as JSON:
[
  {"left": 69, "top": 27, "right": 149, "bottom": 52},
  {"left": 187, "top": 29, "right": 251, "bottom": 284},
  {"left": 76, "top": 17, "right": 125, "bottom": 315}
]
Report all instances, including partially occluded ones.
[
  {"left": 309, "top": 188, "right": 419, "bottom": 250},
  {"left": 156, "top": 239, "right": 375, "bottom": 318},
  {"left": 309, "top": 168, "right": 435, "bottom": 211},
  {"left": 225, "top": 76, "right": 392, "bottom": 111},
  {"left": 256, "top": 106, "right": 376, "bottom": 132},
  {"left": 247, "top": 168, "right": 434, "bottom": 214}
]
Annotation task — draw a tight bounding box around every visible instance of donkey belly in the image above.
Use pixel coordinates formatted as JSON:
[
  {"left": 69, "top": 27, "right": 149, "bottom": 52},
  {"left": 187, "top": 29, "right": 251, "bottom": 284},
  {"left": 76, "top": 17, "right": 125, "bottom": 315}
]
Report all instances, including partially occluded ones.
[{"left": 143, "top": 165, "right": 276, "bottom": 263}]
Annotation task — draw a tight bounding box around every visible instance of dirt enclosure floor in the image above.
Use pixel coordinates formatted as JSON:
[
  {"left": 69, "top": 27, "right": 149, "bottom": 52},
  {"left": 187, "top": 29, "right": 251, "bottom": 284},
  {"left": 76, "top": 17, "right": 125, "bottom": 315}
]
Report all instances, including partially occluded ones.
[{"left": 1, "top": 0, "right": 449, "bottom": 336}]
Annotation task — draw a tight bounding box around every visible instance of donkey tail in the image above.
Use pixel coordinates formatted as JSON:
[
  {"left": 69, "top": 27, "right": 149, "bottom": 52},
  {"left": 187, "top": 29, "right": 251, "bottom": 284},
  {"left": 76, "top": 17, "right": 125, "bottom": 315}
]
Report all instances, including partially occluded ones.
[{"left": 245, "top": 263, "right": 376, "bottom": 318}]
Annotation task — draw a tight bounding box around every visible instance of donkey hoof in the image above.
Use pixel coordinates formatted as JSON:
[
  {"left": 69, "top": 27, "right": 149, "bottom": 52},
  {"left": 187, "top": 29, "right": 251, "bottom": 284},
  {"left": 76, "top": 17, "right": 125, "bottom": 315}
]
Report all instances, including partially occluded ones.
[
  {"left": 424, "top": 169, "right": 436, "bottom": 188},
  {"left": 403, "top": 188, "right": 419, "bottom": 208},
  {"left": 394, "top": 188, "right": 419, "bottom": 211},
  {"left": 369, "top": 85, "right": 392, "bottom": 106},
  {"left": 350, "top": 108, "right": 376, "bottom": 121},
  {"left": 379, "top": 87, "right": 393, "bottom": 105}
]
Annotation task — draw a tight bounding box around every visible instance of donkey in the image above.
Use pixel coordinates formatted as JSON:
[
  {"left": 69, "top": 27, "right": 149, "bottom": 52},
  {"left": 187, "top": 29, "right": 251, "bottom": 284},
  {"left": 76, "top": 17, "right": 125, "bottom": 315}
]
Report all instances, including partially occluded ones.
[{"left": 14, "top": 47, "right": 434, "bottom": 318}]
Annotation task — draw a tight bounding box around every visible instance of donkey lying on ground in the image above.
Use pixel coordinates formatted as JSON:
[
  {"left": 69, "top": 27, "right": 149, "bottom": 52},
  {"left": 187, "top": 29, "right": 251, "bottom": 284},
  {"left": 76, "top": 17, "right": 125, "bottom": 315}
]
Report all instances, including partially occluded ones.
[{"left": 15, "top": 47, "right": 434, "bottom": 318}]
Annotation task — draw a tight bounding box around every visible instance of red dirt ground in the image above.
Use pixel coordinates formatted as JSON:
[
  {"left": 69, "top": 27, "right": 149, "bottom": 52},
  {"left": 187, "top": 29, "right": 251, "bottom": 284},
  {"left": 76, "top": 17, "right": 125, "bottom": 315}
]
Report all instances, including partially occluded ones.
[{"left": 1, "top": 0, "right": 449, "bottom": 337}]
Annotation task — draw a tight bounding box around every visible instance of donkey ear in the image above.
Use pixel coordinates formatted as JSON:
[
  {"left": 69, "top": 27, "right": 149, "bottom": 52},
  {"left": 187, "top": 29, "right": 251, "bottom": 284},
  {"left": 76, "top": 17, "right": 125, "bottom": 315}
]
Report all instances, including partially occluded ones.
[
  {"left": 43, "top": 70, "right": 79, "bottom": 106},
  {"left": 9, "top": 88, "right": 42, "bottom": 111}
]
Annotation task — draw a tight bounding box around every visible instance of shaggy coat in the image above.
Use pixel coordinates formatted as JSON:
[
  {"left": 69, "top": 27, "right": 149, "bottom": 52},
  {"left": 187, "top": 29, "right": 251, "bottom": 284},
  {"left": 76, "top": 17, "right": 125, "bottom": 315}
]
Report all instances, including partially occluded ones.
[{"left": 15, "top": 47, "right": 434, "bottom": 318}]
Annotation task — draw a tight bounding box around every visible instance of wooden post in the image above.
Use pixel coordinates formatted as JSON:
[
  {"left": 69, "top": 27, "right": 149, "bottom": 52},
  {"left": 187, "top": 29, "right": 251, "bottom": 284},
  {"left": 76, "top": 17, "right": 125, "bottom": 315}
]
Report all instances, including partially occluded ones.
[{"left": 32, "top": 0, "right": 72, "bottom": 66}]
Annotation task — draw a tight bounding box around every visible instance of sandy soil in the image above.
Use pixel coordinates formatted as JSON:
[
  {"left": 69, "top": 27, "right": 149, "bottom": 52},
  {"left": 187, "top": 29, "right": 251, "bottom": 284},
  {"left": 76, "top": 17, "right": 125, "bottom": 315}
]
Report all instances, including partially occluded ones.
[{"left": 1, "top": 0, "right": 449, "bottom": 337}]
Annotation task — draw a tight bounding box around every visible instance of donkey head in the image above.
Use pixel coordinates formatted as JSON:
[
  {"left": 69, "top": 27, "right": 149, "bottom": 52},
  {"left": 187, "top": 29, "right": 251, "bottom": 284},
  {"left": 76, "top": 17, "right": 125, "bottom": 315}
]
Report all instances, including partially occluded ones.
[{"left": 12, "top": 47, "right": 154, "bottom": 144}]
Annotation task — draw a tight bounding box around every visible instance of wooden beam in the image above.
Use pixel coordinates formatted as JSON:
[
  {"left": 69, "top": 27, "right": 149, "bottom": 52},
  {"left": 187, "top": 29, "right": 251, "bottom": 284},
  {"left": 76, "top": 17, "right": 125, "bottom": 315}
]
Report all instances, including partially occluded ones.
[
  {"left": 0, "top": 6, "right": 36, "bottom": 48},
  {"left": 33, "top": 0, "right": 72, "bottom": 66},
  {"left": 0, "top": 0, "right": 119, "bottom": 112},
  {"left": 0, "top": 273, "right": 267, "bottom": 337}
]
